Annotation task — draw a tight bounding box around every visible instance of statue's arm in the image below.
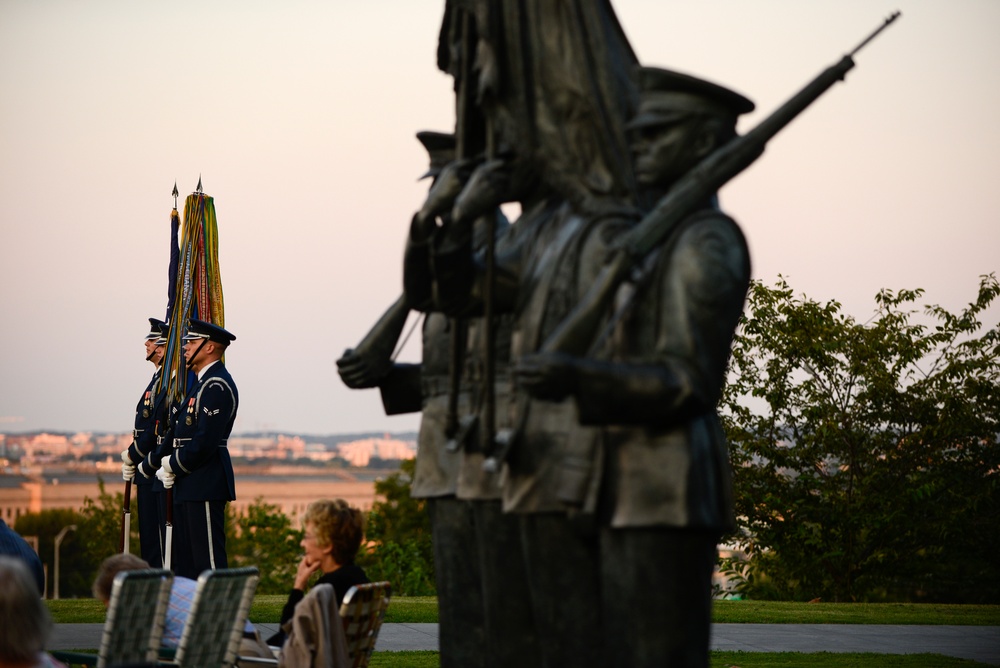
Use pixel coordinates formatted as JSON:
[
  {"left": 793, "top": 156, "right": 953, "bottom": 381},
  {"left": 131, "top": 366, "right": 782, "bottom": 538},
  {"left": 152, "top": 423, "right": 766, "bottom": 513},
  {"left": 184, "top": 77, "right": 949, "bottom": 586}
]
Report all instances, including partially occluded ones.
[
  {"left": 517, "top": 215, "right": 748, "bottom": 426},
  {"left": 336, "top": 295, "right": 410, "bottom": 389},
  {"left": 576, "top": 215, "right": 750, "bottom": 426},
  {"left": 574, "top": 358, "right": 705, "bottom": 426},
  {"left": 378, "top": 363, "right": 424, "bottom": 415}
]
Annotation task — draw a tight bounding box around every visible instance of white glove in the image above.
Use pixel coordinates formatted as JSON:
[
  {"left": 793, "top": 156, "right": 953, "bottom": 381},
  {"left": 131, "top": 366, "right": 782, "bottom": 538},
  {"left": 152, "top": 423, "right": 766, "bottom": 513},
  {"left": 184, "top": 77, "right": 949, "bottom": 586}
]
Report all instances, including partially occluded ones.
[
  {"left": 121, "top": 449, "right": 135, "bottom": 465},
  {"left": 122, "top": 462, "right": 136, "bottom": 481},
  {"left": 161, "top": 455, "right": 175, "bottom": 475},
  {"left": 156, "top": 456, "right": 176, "bottom": 489}
]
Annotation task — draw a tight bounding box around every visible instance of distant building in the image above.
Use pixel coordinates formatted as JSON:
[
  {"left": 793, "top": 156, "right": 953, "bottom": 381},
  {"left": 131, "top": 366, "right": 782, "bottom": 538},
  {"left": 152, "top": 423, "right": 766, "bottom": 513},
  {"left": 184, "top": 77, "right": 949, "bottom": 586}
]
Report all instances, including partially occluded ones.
[
  {"left": 0, "top": 469, "right": 379, "bottom": 524},
  {"left": 0, "top": 430, "right": 418, "bottom": 523},
  {"left": 337, "top": 436, "right": 416, "bottom": 467}
]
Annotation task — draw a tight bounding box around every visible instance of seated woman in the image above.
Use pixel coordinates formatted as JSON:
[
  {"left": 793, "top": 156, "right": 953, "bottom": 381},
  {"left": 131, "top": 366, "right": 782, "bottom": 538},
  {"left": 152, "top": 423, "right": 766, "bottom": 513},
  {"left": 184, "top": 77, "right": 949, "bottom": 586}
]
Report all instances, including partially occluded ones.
[{"left": 266, "top": 499, "right": 369, "bottom": 646}]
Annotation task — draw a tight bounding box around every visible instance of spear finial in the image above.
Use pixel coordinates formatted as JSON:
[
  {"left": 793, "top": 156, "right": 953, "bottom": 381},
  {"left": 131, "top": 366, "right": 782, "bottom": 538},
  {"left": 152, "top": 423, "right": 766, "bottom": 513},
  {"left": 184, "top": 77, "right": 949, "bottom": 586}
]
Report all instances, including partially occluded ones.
[
  {"left": 195, "top": 175, "right": 203, "bottom": 195},
  {"left": 172, "top": 181, "right": 179, "bottom": 209}
]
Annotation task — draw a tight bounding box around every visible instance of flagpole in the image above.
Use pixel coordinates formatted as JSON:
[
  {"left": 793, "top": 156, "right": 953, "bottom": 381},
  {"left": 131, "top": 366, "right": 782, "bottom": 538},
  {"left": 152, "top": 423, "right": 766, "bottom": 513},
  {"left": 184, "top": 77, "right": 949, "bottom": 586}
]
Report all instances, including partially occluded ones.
[{"left": 119, "top": 480, "right": 131, "bottom": 554}]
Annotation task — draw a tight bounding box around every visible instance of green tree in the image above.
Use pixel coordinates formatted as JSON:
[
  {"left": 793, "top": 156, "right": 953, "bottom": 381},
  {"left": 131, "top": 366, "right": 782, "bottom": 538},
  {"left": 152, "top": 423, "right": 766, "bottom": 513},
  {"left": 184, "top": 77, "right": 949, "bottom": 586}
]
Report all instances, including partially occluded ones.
[
  {"left": 357, "top": 458, "right": 436, "bottom": 595},
  {"left": 721, "top": 275, "right": 1000, "bottom": 603},
  {"left": 16, "top": 508, "right": 86, "bottom": 598},
  {"left": 226, "top": 497, "right": 304, "bottom": 594},
  {"left": 15, "top": 478, "right": 138, "bottom": 598},
  {"left": 79, "top": 479, "right": 139, "bottom": 571}
]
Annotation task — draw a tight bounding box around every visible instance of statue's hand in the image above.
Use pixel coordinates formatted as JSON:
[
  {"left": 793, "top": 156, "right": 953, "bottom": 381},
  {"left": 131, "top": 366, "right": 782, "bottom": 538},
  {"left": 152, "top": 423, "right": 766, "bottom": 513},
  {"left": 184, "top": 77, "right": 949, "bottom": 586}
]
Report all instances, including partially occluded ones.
[
  {"left": 336, "top": 347, "right": 391, "bottom": 389},
  {"left": 515, "top": 352, "right": 578, "bottom": 402},
  {"left": 452, "top": 159, "right": 510, "bottom": 224},
  {"left": 415, "top": 159, "right": 475, "bottom": 229}
]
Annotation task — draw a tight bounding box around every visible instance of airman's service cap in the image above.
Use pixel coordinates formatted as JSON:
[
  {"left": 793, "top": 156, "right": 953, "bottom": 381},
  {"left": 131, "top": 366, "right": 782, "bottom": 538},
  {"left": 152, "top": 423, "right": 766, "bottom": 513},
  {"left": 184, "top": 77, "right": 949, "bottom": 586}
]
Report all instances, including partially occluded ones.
[
  {"left": 182, "top": 319, "right": 236, "bottom": 345},
  {"left": 146, "top": 318, "right": 167, "bottom": 341}
]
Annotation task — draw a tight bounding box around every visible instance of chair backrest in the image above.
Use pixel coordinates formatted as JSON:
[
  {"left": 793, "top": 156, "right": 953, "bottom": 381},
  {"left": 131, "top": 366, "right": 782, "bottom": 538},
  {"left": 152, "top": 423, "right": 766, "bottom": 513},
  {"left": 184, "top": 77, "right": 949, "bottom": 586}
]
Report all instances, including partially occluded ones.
[
  {"left": 339, "top": 581, "right": 392, "bottom": 668},
  {"left": 98, "top": 568, "right": 173, "bottom": 668},
  {"left": 173, "top": 567, "right": 259, "bottom": 667}
]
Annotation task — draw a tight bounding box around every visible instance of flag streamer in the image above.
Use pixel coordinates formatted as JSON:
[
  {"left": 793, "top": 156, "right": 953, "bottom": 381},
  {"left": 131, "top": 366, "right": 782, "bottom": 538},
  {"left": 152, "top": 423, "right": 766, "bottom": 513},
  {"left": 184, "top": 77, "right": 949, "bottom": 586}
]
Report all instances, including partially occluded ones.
[{"left": 158, "top": 191, "right": 226, "bottom": 404}]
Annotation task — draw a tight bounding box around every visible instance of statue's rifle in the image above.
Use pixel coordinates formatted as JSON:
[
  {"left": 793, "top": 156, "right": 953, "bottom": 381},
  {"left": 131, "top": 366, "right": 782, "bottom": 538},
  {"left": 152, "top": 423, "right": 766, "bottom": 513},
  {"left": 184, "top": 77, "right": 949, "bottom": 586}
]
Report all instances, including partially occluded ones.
[
  {"left": 443, "top": 5, "right": 491, "bottom": 448},
  {"left": 485, "top": 11, "right": 901, "bottom": 471},
  {"left": 541, "top": 11, "right": 900, "bottom": 358}
]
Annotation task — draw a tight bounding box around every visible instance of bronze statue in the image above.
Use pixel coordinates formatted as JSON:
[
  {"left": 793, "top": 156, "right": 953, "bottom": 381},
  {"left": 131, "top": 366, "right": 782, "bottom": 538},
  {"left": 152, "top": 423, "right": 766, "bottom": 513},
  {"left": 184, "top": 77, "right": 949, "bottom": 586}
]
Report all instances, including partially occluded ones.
[
  {"left": 341, "top": 4, "right": 899, "bottom": 666},
  {"left": 516, "top": 67, "right": 754, "bottom": 667},
  {"left": 338, "top": 131, "right": 493, "bottom": 668},
  {"left": 393, "top": 2, "right": 643, "bottom": 665},
  {"left": 405, "top": 128, "right": 634, "bottom": 668},
  {"left": 403, "top": 147, "right": 549, "bottom": 665}
]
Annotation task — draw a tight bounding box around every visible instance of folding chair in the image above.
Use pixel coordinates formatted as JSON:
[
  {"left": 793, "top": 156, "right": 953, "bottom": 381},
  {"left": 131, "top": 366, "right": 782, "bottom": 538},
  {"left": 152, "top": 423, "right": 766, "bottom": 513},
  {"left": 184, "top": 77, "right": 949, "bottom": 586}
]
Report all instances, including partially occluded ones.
[
  {"left": 239, "top": 580, "right": 392, "bottom": 668},
  {"left": 340, "top": 581, "right": 392, "bottom": 668},
  {"left": 161, "top": 566, "right": 259, "bottom": 668},
  {"left": 52, "top": 568, "right": 172, "bottom": 668}
]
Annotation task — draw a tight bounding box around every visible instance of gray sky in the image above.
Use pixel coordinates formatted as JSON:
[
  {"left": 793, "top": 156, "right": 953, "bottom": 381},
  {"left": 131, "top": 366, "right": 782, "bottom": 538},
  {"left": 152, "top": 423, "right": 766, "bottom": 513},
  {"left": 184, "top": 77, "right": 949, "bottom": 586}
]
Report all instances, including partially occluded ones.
[{"left": 2, "top": 1, "right": 997, "bottom": 435}]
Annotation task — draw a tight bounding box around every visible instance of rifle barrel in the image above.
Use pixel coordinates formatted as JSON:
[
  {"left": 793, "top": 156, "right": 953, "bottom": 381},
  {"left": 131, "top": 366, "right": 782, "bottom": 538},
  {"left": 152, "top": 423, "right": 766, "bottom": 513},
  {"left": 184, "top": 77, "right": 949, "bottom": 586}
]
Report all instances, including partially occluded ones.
[
  {"left": 849, "top": 11, "right": 901, "bottom": 57},
  {"left": 543, "top": 12, "right": 902, "bottom": 356}
]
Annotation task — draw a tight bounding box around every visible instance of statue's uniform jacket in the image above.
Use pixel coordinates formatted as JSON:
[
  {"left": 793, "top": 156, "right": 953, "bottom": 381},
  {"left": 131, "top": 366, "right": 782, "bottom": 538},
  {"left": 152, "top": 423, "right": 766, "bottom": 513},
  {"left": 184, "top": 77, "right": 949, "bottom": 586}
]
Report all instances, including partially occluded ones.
[
  {"left": 398, "top": 212, "right": 538, "bottom": 668},
  {"left": 405, "top": 198, "right": 611, "bottom": 666},
  {"left": 166, "top": 362, "right": 238, "bottom": 503},
  {"left": 408, "top": 198, "right": 629, "bottom": 514},
  {"left": 407, "top": 310, "right": 463, "bottom": 499},
  {"left": 400, "top": 212, "right": 513, "bottom": 502},
  {"left": 577, "top": 208, "right": 749, "bottom": 531}
]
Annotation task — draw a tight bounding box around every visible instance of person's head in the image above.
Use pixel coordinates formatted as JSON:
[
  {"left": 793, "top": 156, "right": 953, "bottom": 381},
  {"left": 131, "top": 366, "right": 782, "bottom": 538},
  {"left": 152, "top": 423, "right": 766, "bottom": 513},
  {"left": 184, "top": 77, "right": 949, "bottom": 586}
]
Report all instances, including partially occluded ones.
[
  {"left": 92, "top": 553, "right": 150, "bottom": 604},
  {"left": 0, "top": 556, "right": 51, "bottom": 665},
  {"left": 301, "top": 499, "right": 365, "bottom": 570},
  {"left": 627, "top": 67, "right": 754, "bottom": 193},
  {"left": 145, "top": 317, "right": 167, "bottom": 366},
  {"left": 182, "top": 319, "right": 236, "bottom": 373}
]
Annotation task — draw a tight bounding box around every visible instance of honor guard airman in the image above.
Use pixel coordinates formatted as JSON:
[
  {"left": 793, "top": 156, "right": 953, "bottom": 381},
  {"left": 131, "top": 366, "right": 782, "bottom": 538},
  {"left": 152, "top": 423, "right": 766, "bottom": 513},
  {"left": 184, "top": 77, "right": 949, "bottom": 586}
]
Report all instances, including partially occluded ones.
[
  {"left": 156, "top": 319, "right": 238, "bottom": 579},
  {"left": 121, "top": 318, "right": 167, "bottom": 566}
]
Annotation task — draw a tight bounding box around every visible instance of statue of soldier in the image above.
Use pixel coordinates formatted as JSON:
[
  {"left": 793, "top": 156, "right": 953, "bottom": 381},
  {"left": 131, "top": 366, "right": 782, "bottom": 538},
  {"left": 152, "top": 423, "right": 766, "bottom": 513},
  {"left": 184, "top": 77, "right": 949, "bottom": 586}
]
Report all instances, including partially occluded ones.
[
  {"left": 516, "top": 67, "right": 755, "bottom": 667},
  {"left": 405, "top": 146, "right": 551, "bottom": 666},
  {"left": 340, "top": 131, "right": 532, "bottom": 668},
  {"left": 407, "top": 136, "right": 635, "bottom": 665}
]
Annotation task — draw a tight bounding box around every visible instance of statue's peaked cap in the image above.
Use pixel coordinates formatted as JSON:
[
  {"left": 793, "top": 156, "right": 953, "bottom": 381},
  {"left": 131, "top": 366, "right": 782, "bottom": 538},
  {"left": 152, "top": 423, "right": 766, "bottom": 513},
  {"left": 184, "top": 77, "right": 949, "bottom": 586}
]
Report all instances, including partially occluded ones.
[
  {"left": 416, "top": 131, "right": 456, "bottom": 180},
  {"left": 627, "top": 66, "right": 754, "bottom": 130}
]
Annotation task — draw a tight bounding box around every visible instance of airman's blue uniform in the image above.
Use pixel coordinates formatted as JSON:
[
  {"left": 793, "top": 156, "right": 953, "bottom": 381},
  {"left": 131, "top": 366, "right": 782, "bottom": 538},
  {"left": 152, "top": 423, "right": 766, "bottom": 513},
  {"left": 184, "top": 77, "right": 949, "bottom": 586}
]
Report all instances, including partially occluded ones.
[
  {"left": 162, "top": 320, "right": 238, "bottom": 579},
  {"left": 125, "top": 318, "right": 167, "bottom": 566},
  {"left": 127, "top": 365, "right": 164, "bottom": 566}
]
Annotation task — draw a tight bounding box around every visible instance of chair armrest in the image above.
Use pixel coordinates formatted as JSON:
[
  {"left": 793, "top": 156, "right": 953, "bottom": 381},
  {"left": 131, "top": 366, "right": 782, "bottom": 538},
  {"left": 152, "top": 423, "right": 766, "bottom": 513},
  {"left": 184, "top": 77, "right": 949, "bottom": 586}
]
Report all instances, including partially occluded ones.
[
  {"left": 49, "top": 651, "right": 97, "bottom": 667},
  {"left": 236, "top": 656, "right": 278, "bottom": 666}
]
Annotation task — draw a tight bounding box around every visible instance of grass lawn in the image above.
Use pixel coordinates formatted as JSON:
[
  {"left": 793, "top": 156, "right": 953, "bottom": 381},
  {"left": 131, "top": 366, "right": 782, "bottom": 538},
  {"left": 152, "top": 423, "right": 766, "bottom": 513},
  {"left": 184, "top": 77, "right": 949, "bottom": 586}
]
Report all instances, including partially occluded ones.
[
  {"left": 47, "top": 596, "right": 1000, "bottom": 625},
  {"left": 48, "top": 599, "right": 998, "bottom": 667},
  {"left": 366, "top": 651, "right": 988, "bottom": 667},
  {"left": 712, "top": 600, "right": 1000, "bottom": 625},
  {"left": 52, "top": 650, "right": 987, "bottom": 668}
]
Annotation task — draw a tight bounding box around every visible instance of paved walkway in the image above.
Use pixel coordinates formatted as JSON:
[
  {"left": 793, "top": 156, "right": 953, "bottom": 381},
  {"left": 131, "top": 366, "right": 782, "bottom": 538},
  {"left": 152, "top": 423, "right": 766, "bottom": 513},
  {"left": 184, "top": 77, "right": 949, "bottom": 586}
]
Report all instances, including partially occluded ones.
[{"left": 50, "top": 623, "right": 1000, "bottom": 665}]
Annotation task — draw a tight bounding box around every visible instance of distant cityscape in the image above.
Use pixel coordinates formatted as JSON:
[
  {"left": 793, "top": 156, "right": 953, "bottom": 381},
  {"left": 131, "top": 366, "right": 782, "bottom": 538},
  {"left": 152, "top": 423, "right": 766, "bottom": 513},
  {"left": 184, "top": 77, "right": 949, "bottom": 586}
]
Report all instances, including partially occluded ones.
[
  {"left": 0, "top": 430, "right": 419, "bottom": 523},
  {"left": 0, "top": 430, "right": 418, "bottom": 469}
]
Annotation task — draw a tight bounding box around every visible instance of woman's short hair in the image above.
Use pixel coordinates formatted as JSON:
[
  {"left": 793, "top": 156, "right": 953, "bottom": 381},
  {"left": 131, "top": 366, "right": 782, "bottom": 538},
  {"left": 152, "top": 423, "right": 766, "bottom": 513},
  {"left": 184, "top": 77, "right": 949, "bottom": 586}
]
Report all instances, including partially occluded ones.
[
  {"left": 303, "top": 499, "right": 365, "bottom": 565},
  {"left": 92, "top": 553, "right": 150, "bottom": 601},
  {"left": 0, "top": 555, "right": 51, "bottom": 663}
]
